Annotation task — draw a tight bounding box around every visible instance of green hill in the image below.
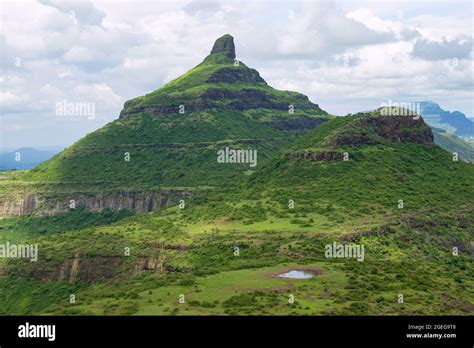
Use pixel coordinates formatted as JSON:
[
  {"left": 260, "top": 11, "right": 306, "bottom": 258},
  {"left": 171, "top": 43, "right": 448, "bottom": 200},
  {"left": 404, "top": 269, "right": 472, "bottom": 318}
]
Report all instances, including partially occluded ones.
[
  {"left": 250, "top": 109, "right": 473, "bottom": 210},
  {"left": 0, "top": 106, "right": 472, "bottom": 315},
  {"left": 19, "top": 34, "right": 328, "bottom": 189}
]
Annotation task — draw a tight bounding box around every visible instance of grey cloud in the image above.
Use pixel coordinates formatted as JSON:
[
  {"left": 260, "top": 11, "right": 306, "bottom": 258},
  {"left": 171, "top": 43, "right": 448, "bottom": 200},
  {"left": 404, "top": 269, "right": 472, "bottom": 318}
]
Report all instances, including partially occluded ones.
[
  {"left": 412, "top": 36, "right": 472, "bottom": 60},
  {"left": 183, "top": 1, "right": 222, "bottom": 15},
  {"left": 400, "top": 28, "right": 421, "bottom": 41}
]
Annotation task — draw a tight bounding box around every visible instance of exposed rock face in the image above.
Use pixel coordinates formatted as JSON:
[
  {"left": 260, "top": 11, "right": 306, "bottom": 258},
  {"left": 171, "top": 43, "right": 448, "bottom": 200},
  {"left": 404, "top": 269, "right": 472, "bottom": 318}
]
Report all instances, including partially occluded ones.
[
  {"left": 210, "top": 34, "right": 236, "bottom": 59},
  {"left": 0, "top": 194, "right": 39, "bottom": 216},
  {"left": 0, "top": 190, "right": 193, "bottom": 216},
  {"left": 206, "top": 67, "right": 265, "bottom": 83},
  {"left": 119, "top": 87, "right": 322, "bottom": 118},
  {"left": 365, "top": 116, "right": 433, "bottom": 144},
  {"left": 200, "top": 88, "right": 316, "bottom": 111},
  {"left": 133, "top": 257, "right": 161, "bottom": 275},
  {"left": 11, "top": 253, "right": 166, "bottom": 283},
  {"left": 331, "top": 132, "right": 379, "bottom": 147},
  {"left": 20, "top": 194, "right": 38, "bottom": 215},
  {"left": 331, "top": 116, "right": 434, "bottom": 147},
  {"left": 9, "top": 254, "right": 124, "bottom": 283}
]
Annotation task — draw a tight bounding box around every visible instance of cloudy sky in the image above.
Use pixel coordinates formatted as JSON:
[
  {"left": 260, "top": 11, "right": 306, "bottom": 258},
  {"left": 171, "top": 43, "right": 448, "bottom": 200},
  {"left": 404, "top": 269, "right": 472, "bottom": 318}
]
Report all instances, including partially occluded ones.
[{"left": 1, "top": 0, "right": 473, "bottom": 150}]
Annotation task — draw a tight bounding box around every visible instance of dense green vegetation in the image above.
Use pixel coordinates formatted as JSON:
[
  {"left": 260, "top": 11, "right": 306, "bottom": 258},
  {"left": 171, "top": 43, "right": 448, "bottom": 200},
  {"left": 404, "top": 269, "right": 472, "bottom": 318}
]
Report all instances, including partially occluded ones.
[
  {"left": 0, "top": 114, "right": 472, "bottom": 315},
  {"left": 0, "top": 35, "right": 472, "bottom": 316},
  {"left": 0, "top": 207, "right": 134, "bottom": 243}
]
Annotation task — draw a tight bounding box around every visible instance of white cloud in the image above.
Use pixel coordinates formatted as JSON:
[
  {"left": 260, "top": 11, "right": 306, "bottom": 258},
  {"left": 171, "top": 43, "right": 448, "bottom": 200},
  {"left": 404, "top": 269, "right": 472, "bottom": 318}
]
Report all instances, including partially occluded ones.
[
  {"left": 63, "top": 45, "right": 96, "bottom": 62},
  {"left": 74, "top": 83, "right": 122, "bottom": 109},
  {"left": 39, "top": 0, "right": 105, "bottom": 26},
  {"left": 0, "top": 91, "right": 25, "bottom": 109}
]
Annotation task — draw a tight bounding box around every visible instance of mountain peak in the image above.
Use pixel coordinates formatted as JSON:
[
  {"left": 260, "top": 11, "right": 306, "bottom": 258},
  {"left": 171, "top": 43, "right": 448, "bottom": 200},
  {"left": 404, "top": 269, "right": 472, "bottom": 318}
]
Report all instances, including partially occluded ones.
[{"left": 210, "top": 34, "right": 235, "bottom": 59}]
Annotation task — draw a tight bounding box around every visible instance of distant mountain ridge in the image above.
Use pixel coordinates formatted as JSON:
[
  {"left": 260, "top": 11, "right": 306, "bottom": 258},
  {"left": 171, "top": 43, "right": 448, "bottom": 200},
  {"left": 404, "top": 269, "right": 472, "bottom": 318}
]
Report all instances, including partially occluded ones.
[
  {"left": 0, "top": 147, "right": 58, "bottom": 170},
  {"left": 419, "top": 101, "right": 474, "bottom": 136}
]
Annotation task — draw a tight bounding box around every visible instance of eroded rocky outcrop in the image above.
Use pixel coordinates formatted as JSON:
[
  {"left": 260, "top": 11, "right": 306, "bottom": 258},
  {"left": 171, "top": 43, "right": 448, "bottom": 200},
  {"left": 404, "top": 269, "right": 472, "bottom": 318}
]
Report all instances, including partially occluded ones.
[
  {"left": 206, "top": 67, "right": 265, "bottom": 83},
  {"left": 331, "top": 116, "right": 434, "bottom": 147},
  {"left": 365, "top": 116, "right": 433, "bottom": 144},
  {"left": 210, "top": 33, "right": 236, "bottom": 59},
  {"left": 0, "top": 189, "right": 193, "bottom": 216},
  {"left": 119, "top": 87, "right": 322, "bottom": 118},
  {"left": 20, "top": 194, "right": 38, "bottom": 215},
  {"left": 10, "top": 253, "right": 167, "bottom": 283}
]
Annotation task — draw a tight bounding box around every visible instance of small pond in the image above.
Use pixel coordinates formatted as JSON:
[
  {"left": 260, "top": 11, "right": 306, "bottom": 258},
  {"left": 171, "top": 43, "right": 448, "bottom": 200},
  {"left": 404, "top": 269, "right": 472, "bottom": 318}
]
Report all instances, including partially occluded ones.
[{"left": 277, "top": 270, "right": 314, "bottom": 279}]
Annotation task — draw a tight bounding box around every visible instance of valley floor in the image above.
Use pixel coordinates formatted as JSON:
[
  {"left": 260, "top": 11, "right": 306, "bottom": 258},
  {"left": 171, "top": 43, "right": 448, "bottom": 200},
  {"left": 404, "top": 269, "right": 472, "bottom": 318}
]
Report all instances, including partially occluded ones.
[{"left": 0, "top": 197, "right": 472, "bottom": 316}]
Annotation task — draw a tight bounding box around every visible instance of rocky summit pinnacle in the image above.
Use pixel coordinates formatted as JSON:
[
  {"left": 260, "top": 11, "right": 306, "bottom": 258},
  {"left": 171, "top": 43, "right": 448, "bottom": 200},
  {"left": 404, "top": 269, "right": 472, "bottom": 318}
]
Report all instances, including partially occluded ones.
[{"left": 210, "top": 34, "right": 236, "bottom": 59}]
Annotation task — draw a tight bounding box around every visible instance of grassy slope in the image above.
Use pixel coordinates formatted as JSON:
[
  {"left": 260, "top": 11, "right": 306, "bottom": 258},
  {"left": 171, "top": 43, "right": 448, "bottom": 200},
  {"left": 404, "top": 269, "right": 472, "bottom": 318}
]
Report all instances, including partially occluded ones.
[
  {"left": 433, "top": 130, "right": 474, "bottom": 163},
  {"left": 250, "top": 115, "right": 473, "bottom": 213}
]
